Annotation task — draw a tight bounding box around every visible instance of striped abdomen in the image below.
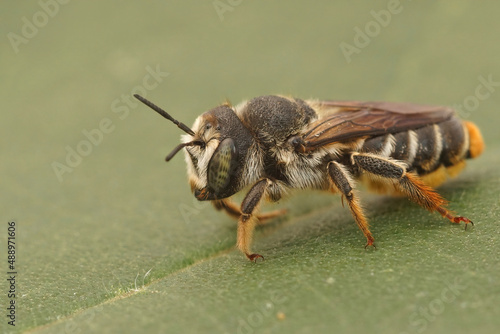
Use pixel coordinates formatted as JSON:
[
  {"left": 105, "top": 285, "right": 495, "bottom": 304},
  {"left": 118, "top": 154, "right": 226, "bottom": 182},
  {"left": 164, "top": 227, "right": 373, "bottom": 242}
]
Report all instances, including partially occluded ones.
[{"left": 361, "top": 116, "right": 484, "bottom": 183}]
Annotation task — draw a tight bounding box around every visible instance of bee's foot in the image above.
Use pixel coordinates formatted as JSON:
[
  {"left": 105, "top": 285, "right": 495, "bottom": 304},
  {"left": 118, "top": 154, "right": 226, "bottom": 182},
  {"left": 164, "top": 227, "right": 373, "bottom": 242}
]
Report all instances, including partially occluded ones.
[
  {"left": 452, "top": 216, "right": 474, "bottom": 230},
  {"left": 364, "top": 237, "right": 376, "bottom": 250},
  {"left": 246, "top": 253, "right": 265, "bottom": 263}
]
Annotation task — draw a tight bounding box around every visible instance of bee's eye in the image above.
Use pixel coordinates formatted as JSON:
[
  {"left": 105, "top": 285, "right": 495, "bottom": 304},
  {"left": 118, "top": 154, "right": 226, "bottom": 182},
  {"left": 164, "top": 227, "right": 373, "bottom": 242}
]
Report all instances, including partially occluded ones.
[{"left": 207, "top": 138, "right": 238, "bottom": 196}]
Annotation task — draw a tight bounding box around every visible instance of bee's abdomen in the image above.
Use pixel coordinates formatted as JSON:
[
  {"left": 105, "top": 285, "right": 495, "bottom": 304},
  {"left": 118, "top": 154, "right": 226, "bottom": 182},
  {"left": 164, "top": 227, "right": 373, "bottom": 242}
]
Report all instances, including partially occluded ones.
[{"left": 361, "top": 116, "right": 484, "bottom": 176}]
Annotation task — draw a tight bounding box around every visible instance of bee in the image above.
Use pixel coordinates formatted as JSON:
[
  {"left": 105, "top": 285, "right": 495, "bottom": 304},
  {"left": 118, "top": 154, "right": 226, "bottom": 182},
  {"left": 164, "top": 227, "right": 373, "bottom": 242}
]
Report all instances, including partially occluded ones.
[{"left": 135, "top": 94, "right": 484, "bottom": 262}]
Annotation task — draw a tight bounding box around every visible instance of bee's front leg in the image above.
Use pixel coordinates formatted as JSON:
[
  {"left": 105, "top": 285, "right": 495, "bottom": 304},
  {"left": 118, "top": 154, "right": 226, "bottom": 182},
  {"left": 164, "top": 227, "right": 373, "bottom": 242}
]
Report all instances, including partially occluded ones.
[
  {"left": 237, "top": 178, "right": 273, "bottom": 262},
  {"left": 212, "top": 199, "right": 241, "bottom": 219},
  {"left": 213, "top": 199, "right": 287, "bottom": 223}
]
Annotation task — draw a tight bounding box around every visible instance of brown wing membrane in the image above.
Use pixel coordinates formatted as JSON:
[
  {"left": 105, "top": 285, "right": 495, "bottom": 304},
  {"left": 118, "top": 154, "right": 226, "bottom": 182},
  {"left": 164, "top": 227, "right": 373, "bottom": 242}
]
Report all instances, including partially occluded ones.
[{"left": 303, "top": 101, "right": 454, "bottom": 149}]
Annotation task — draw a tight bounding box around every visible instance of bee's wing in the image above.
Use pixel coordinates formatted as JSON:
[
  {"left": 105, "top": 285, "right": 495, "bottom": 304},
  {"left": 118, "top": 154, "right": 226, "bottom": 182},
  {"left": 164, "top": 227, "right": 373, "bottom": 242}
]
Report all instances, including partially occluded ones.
[{"left": 303, "top": 101, "right": 454, "bottom": 149}]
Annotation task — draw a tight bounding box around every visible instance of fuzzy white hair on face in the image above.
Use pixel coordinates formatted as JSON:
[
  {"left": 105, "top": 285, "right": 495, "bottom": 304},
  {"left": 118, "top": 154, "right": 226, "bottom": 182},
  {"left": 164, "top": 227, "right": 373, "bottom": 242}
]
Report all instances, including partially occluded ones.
[{"left": 182, "top": 115, "right": 221, "bottom": 191}]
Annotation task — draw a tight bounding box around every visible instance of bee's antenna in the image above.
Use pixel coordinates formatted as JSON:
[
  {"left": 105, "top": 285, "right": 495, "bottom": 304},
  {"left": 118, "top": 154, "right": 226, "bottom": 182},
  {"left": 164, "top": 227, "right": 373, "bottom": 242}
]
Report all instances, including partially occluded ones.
[
  {"left": 165, "top": 140, "right": 204, "bottom": 162},
  {"left": 134, "top": 94, "right": 195, "bottom": 136}
]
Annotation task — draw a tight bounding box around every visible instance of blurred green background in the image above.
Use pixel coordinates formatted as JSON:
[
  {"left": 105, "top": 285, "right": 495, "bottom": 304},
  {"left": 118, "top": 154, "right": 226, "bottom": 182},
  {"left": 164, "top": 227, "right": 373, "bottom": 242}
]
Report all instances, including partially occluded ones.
[{"left": 1, "top": 1, "right": 499, "bottom": 333}]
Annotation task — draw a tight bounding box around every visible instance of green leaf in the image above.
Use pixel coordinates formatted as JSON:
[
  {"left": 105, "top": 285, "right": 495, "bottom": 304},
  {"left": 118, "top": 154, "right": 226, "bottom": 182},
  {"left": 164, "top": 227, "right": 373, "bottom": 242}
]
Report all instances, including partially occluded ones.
[{"left": 1, "top": 2, "right": 500, "bottom": 334}]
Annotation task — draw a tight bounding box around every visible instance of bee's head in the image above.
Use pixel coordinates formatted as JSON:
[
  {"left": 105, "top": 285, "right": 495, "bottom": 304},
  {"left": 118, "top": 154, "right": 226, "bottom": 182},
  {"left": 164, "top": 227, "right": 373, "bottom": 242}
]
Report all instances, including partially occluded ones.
[
  {"left": 184, "top": 103, "right": 254, "bottom": 200},
  {"left": 134, "top": 95, "right": 253, "bottom": 201}
]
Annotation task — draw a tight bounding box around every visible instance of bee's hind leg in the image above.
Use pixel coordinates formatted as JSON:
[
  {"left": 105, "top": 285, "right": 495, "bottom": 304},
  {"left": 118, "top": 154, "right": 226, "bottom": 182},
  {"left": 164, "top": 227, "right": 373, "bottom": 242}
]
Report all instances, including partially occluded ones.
[
  {"left": 351, "top": 152, "right": 473, "bottom": 228},
  {"left": 327, "top": 161, "right": 375, "bottom": 248}
]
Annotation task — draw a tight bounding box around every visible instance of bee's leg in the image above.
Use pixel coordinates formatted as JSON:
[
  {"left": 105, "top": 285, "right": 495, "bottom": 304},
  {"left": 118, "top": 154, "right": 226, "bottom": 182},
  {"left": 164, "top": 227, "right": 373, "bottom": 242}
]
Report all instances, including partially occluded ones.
[
  {"left": 255, "top": 209, "right": 288, "bottom": 223},
  {"left": 327, "top": 161, "right": 375, "bottom": 248},
  {"left": 212, "top": 199, "right": 241, "bottom": 219},
  {"left": 237, "top": 179, "right": 272, "bottom": 262},
  {"left": 213, "top": 199, "right": 287, "bottom": 223},
  {"left": 351, "top": 153, "right": 473, "bottom": 228}
]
